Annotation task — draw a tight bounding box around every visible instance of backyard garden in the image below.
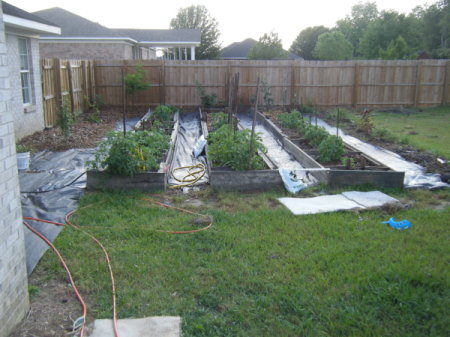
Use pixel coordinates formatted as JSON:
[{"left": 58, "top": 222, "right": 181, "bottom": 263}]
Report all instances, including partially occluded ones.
[{"left": 14, "top": 104, "right": 450, "bottom": 337}]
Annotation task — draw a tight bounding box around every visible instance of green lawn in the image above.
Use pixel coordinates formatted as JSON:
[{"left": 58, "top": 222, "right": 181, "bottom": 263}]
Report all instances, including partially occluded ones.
[
  {"left": 34, "top": 188, "right": 450, "bottom": 337},
  {"left": 371, "top": 106, "right": 450, "bottom": 159}
]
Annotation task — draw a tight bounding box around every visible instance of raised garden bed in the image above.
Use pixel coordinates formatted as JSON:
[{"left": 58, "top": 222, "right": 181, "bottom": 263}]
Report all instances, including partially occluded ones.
[
  {"left": 87, "top": 109, "right": 180, "bottom": 191},
  {"left": 201, "top": 110, "right": 283, "bottom": 191},
  {"left": 263, "top": 111, "right": 404, "bottom": 188}
]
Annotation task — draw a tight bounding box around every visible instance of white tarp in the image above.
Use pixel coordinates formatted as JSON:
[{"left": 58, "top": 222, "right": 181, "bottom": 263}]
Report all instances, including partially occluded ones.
[{"left": 278, "top": 191, "right": 399, "bottom": 215}]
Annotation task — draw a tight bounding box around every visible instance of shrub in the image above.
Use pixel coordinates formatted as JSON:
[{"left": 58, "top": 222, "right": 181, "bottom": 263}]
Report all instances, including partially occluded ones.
[
  {"left": 277, "top": 110, "right": 304, "bottom": 129},
  {"left": 58, "top": 98, "right": 80, "bottom": 140},
  {"left": 89, "top": 130, "right": 170, "bottom": 176},
  {"left": 153, "top": 105, "right": 176, "bottom": 123},
  {"left": 318, "top": 135, "right": 345, "bottom": 163},
  {"left": 208, "top": 125, "right": 266, "bottom": 170},
  {"left": 124, "top": 66, "right": 150, "bottom": 96},
  {"left": 356, "top": 109, "right": 374, "bottom": 134},
  {"left": 196, "top": 82, "right": 217, "bottom": 108}
]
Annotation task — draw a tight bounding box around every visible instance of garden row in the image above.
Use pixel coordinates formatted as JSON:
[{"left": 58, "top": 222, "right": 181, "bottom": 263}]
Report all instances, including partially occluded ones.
[{"left": 86, "top": 106, "right": 404, "bottom": 192}]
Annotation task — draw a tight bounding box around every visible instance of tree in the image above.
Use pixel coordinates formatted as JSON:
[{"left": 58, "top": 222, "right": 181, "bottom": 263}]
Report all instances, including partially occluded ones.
[
  {"left": 170, "top": 5, "right": 221, "bottom": 59},
  {"left": 289, "top": 26, "right": 329, "bottom": 60},
  {"left": 313, "top": 31, "right": 353, "bottom": 60},
  {"left": 336, "top": 1, "right": 378, "bottom": 55},
  {"left": 379, "top": 35, "right": 411, "bottom": 59},
  {"left": 247, "top": 32, "right": 287, "bottom": 59},
  {"left": 358, "top": 10, "right": 421, "bottom": 59}
]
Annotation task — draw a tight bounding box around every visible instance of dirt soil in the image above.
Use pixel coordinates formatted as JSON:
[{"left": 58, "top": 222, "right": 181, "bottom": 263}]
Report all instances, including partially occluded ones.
[
  {"left": 10, "top": 268, "right": 86, "bottom": 337},
  {"left": 18, "top": 109, "right": 145, "bottom": 153}
]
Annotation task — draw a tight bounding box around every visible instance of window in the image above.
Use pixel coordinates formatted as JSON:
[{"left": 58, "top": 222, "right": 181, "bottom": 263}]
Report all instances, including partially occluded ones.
[{"left": 18, "top": 37, "right": 32, "bottom": 105}]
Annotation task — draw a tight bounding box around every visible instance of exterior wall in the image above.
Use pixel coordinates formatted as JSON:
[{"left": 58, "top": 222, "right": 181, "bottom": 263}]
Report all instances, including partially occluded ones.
[
  {"left": 0, "top": 3, "right": 30, "bottom": 336},
  {"left": 6, "top": 33, "right": 44, "bottom": 139},
  {"left": 39, "top": 41, "right": 133, "bottom": 60}
]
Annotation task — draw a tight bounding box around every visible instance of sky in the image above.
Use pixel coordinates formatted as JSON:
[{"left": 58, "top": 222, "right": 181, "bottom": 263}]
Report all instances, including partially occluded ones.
[{"left": 9, "top": 0, "right": 433, "bottom": 49}]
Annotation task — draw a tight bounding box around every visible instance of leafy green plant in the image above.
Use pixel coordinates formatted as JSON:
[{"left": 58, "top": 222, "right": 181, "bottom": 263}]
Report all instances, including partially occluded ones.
[
  {"left": 341, "top": 156, "right": 356, "bottom": 169},
  {"left": 318, "top": 135, "right": 345, "bottom": 163},
  {"left": 89, "top": 130, "right": 170, "bottom": 176},
  {"left": 85, "top": 94, "right": 104, "bottom": 123},
  {"left": 302, "top": 124, "right": 329, "bottom": 146},
  {"left": 357, "top": 109, "right": 374, "bottom": 134},
  {"left": 211, "top": 112, "right": 228, "bottom": 130},
  {"left": 208, "top": 125, "right": 266, "bottom": 170},
  {"left": 261, "top": 78, "right": 273, "bottom": 110},
  {"left": 299, "top": 99, "right": 316, "bottom": 115},
  {"left": 16, "top": 143, "right": 32, "bottom": 153},
  {"left": 196, "top": 81, "right": 217, "bottom": 108},
  {"left": 58, "top": 98, "right": 80, "bottom": 140},
  {"left": 277, "top": 110, "right": 304, "bottom": 129},
  {"left": 124, "top": 66, "right": 150, "bottom": 96},
  {"left": 153, "top": 105, "right": 176, "bottom": 123}
]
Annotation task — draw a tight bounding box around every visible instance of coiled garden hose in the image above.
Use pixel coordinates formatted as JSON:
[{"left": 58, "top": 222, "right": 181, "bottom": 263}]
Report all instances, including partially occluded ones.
[{"left": 168, "top": 163, "right": 206, "bottom": 189}]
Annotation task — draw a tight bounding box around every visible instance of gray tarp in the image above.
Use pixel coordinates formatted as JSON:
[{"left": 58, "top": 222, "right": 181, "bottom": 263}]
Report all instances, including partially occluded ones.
[
  {"left": 238, "top": 113, "right": 318, "bottom": 187},
  {"left": 167, "top": 112, "right": 208, "bottom": 187}
]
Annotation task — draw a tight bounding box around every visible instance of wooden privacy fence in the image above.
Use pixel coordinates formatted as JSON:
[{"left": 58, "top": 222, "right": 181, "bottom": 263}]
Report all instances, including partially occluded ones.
[
  {"left": 94, "top": 59, "right": 450, "bottom": 110},
  {"left": 41, "top": 59, "right": 95, "bottom": 127},
  {"left": 42, "top": 59, "right": 450, "bottom": 126}
]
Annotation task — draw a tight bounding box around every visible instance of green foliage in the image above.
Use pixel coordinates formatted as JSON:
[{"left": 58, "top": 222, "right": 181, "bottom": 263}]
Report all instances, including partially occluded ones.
[
  {"left": 277, "top": 110, "right": 304, "bottom": 129},
  {"left": 357, "top": 109, "right": 374, "bottom": 134},
  {"left": 89, "top": 130, "right": 170, "bottom": 176},
  {"left": 336, "top": 2, "right": 379, "bottom": 54},
  {"left": 313, "top": 31, "right": 354, "bottom": 60},
  {"left": 302, "top": 124, "right": 329, "bottom": 147},
  {"left": 196, "top": 82, "right": 217, "bottom": 108},
  {"left": 153, "top": 105, "right": 176, "bottom": 123},
  {"left": 124, "top": 66, "right": 150, "bottom": 96},
  {"left": 341, "top": 156, "right": 356, "bottom": 169},
  {"left": 299, "top": 101, "right": 316, "bottom": 115},
  {"left": 28, "top": 285, "right": 39, "bottom": 297},
  {"left": 261, "top": 78, "right": 273, "bottom": 110},
  {"left": 318, "top": 135, "right": 345, "bottom": 163},
  {"left": 247, "top": 32, "right": 287, "bottom": 60},
  {"left": 289, "top": 26, "right": 329, "bottom": 60},
  {"left": 210, "top": 111, "right": 228, "bottom": 130},
  {"left": 208, "top": 125, "right": 266, "bottom": 170},
  {"left": 85, "top": 94, "right": 104, "bottom": 123},
  {"left": 379, "top": 35, "right": 411, "bottom": 59},
  {"left": 358, "top": 11, "right": 421, "bottom": 59},
  {"left": 170, "top": 5, "right": 221, "bottom": 59},
  {"left": 16, "top": 143, "right": 32, "bottom": 153},
  {"left": 58, "top": 98, "right": 80, "bottom": 140}
]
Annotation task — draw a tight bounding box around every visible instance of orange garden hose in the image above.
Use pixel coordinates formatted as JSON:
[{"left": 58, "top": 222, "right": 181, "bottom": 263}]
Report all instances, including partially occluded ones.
[{"left": 23, "top": 198, "right": 212, "bottom": 336}]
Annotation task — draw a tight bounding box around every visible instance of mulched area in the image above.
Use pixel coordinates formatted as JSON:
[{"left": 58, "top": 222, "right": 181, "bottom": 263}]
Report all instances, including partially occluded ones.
[{"left": 18, "top": 109, "right": 146, "bottom": 152}]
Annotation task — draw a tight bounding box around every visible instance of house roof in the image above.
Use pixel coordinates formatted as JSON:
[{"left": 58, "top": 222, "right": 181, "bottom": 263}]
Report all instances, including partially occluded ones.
[
  {"left": 113, "top": 29, "right": 201, "bottom": 44},
  {"left": 220, "top": 38, "right": 303, "bottom": 60},
  {"left": 220, "top": 38, "right": 257, "bottom": 59},
  {"left": 33, "top": 7, "right": 129, "bottom": 39},
  {"left": 2, "top": 2, "right": 60, "bottom": 35}
]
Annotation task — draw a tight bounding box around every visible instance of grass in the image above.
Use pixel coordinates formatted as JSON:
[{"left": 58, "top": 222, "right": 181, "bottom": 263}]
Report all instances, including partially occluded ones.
[
  {"left": 34, "top": 187, "right": 450, "bottom": 337},
  {"left": 370, "top": 106, "right": 450, "bottom": 159}
]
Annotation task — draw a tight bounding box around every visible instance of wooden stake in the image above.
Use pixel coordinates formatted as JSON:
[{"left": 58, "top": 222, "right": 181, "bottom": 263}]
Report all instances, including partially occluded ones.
[{"left": 248, "top": 76, "right": 260, "bottom": 169}]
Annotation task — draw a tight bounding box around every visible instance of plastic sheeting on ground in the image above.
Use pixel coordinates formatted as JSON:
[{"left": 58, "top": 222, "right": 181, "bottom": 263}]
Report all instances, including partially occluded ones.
[
  {"left": 115, "top": 117, "right": 141, "bottom": 132},
  {"left": 238, "top": 113, "right": 318, "bottom": 187},
  {"left": 167, "top": 112, "right": 208, "bottom": 187},
  {"left": 314, "top": 118, "right": 449, "bottom": 189},
  {"left": 20, "top": 149, "right": 95, "bottom": 274},
  {"left": 279, "top": 191, "right": 399, "bottom": 215}
]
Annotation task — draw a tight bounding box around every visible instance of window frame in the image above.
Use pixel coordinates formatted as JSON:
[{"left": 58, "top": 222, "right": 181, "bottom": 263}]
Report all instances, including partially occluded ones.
[{"left": 18, "top": 37, "right": 33, "bottom": 106}]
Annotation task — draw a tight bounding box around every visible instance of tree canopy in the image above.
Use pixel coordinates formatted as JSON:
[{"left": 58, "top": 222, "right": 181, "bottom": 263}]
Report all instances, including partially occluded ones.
[
  {"left": 247, "top": 32, "right": 287, "bottom": 60},
  {"left": 289, "top": 26, "right": 329, "bottom": 60},
  {"left": 170, "top": 5, "right": 221, "bottom": 59},
  {"left": 313, "top": 31, "right": 353, "bottom": 60}
]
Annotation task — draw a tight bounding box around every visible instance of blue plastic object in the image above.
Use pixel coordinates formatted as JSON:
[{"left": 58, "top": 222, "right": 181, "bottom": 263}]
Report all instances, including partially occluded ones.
[
  {"left": 382, "top": 217, "right": 411, "bottom": 230},
  {"left": 279, "top": 168, "right": 305, "bottom": 194}
]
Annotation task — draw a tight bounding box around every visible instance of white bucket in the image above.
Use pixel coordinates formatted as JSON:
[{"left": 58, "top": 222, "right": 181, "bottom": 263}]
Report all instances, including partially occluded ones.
[{"left": 16, "top": 152, "right": 30, "bottom": 170}]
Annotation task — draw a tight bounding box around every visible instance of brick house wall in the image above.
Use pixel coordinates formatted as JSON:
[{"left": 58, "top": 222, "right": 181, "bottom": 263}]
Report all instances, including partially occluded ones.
[
  {"left": 0, "top": 2, "right": 30, "bottom": 336},
  {"left": 6, "top": 33, "right": 44, "bottom": 140},
  {"left": 39, "top": 41, "right": 135, "bottom": 60}
]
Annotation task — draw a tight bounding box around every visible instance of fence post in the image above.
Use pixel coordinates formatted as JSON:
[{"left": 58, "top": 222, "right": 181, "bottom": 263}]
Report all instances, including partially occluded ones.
[
  {"left": 53, "top": 58, "right": 62, "bottom": 112},
  {"left": 226, "top": 61, "right": 231, "bottom": 106},
  {"left": 290, "top": 61, "right": 295, "bottom": 110},
  {"left": 442, "top": 60, "right": 449, "bottom": 105},
  {"left": 67, "top": 61, "right": 75, "bottom": 111},
  {"left": 414, "top": 61, "right": 422, "bottom": 106},
  {"left": 160, "top": 61, "right": 165, "bottom": 105},
  {"left": 353, "top": 62, "right": 360, "bottom": 108},
  {"left": 81, "top": 60, "right": 87, "bottom": 111}
]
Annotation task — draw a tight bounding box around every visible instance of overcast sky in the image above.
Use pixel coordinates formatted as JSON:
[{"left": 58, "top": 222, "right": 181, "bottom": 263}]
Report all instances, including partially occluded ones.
[{"left": 10, "top": 0, "right": 432, "bottom": 49}]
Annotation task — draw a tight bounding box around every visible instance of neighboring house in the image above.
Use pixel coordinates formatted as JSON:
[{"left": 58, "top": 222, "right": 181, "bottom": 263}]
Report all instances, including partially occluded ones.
[
  {"left": 220, "top": 38, "right": 302, "bottom": 60},
  {"left": 2, "top": 1, "right": 60, "bottom": 139},
  {"left": 33, "top": 7, "right": 201, "bottom": 60}
]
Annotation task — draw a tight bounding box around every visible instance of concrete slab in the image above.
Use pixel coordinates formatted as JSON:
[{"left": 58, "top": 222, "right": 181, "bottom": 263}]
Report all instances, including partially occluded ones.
[{"left": 87, "top": 317, "right": 181, "bottom": 337}]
